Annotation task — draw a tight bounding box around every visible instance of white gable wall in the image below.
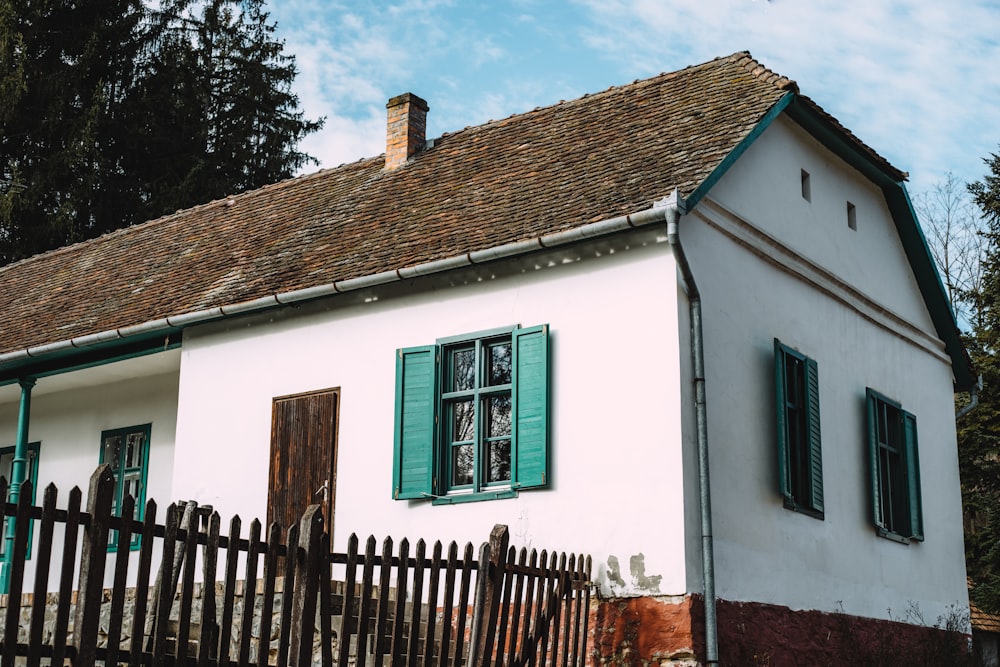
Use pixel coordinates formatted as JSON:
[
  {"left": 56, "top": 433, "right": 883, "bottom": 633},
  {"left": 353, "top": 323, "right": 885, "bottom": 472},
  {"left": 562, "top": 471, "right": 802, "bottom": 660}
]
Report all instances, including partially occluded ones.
[
  {"left": 680, "top": 117, "right": 968, "bottom": 622},
  {"left": 172, "top": 229, "right": 688, "bottom": 598}
]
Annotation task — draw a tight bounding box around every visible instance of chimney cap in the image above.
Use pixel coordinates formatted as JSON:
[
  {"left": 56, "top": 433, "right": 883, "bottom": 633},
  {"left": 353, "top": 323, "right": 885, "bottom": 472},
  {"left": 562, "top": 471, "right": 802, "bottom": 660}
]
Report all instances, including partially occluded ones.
[{"left": 387, "top": 92, "right": 428, "bottom": 112}]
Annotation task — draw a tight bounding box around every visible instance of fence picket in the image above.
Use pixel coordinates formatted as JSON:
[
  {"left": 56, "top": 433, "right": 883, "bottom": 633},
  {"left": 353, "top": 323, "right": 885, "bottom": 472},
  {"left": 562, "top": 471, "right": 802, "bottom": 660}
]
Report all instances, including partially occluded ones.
[
  {"left": 276, "top": 521, "right": 298, "bottom": 667},
  {"left": 437, "top": 542, "right": 457, "bottom": 667},
  {"left": 494, "top": 546, "right": 516, "bottom": 667},
  {"left": 423, "top": 541, "right": 443, "bottom": 667},
  {"left": 505, "top": 548, "right": 527, "bottom": 667},
  {"left": 75, "top": 466, "right": 115, "bottom": 667},
  {"left": 218, "top": 515, "right": 242, "bottom": 667},
  {"left": 355, "top": 535, "right": 377, "bottom": 667},
  {"left": 319, "top": 532, "right": 334, "bottom": 667},
  {"left": 336, "top": 533, "right": 359, "bottom": 667},
  {"left": 408, "top": 538, "right": 427, "bottom": 666},
  {"left": 453, "top": 542, "right": 475, "bottom": 667},
  {"left": 257, "top": 522, "right": 282, "bottom": 667},
  {"left": 177, "top": 504, "right": 202, "bottom": 665},
  {"left": 390, "top": 538, "right": 409, "bottom": 662},
  {"left": 289, "top": 506, "right": 323, "bottom": 667},
  {"left": 152, "top": 503, "right": 179, "bottom": 667},
  {"left": 49, "top": 485, "right": 81, "bottom": 667},
  {"left": 237, "top": 519, "right": 262, "bottom": 667},
  {"left": 198, "top": 511, "right": 221, "bottom": 667},
  {"left": 26, "top": 483, "right": 57, "bottom": 667},
  {"left": 373, "top": 536, "right": 393, "bottom": 665},
  {"left": 105, "top": 493, "right": 136, "bottom": 667},
  {"left": 128, "top": 499, "right": 158, "bottom": 667},
  {"left": 2, "top": 478, "right": 34, "bottom": 667}
]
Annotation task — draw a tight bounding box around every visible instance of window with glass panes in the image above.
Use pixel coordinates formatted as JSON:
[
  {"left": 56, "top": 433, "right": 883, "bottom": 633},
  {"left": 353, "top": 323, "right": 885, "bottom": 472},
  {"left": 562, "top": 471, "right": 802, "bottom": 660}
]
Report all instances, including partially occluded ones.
[
  {"left": 392, "top": 324, "right": 549, "bottom": 503},
  {"left": 443, "top": 335, "right": 513, "bottom": 491},
  {"left": 100, "top": 424, "right": 150, "bottom": 550}
]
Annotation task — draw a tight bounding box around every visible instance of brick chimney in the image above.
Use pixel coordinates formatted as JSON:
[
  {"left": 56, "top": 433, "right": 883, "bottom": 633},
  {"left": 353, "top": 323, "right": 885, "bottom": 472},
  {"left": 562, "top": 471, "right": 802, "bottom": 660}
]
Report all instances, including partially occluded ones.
[{"left": 385, "top": 93, "right": 428, "bottom": 171}]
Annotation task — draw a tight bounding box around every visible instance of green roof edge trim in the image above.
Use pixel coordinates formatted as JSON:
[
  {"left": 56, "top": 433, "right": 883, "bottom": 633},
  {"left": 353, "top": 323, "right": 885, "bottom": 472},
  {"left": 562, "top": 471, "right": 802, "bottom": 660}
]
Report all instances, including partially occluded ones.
[
  {"left": 686, "top": 92, "right": 795, "bottom": 210},
  {"left": 689, "top": 92, "right": 973, "bottom": 390},
  {"left": 0, "top": 329, "right": 183, "bottom": 387}
]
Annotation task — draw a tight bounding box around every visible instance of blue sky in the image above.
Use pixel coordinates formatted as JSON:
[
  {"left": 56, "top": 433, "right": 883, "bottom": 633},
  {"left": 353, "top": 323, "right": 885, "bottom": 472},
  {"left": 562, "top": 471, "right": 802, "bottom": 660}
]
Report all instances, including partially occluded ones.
[{"left": 269, "top": 0, "right": 1000, "bottom": 197}]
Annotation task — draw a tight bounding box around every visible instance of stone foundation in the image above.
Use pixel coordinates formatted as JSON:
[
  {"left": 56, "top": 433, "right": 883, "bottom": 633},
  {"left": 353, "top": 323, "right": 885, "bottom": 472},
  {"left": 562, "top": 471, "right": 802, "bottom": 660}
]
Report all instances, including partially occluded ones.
[{"left": 590, "top": 595, "right": 973, "bottom": 666}]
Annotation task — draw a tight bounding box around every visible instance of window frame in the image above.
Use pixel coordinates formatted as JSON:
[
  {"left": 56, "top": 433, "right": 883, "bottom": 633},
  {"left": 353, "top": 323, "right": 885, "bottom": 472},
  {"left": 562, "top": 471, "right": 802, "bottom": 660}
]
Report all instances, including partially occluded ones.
[
  {"left": 0, "top": 441, "right": 41, "bottom": 558},
  {"left": 865, "top": 389, "right": 923, "bottom": 543},
  {"left": 774, "top": 339, "right": 823, "bottom": 519},
  {"left": 392, "top": 324, "right": 550, "bottom": 504},
  {"left": 99, "top": 424, "right": 151, "bottom": 552}
]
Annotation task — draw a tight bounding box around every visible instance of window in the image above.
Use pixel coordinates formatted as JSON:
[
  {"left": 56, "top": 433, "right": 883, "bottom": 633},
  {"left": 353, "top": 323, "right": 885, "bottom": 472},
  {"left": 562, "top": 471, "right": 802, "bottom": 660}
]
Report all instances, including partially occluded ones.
[
  {"left": 800, "top": 169, "right": 811, "bottom": 201},
  {"left": 866, "top": 390, "right": 923, "bottom": 542},
  {"left": 393, "top": 324, "right": 549, "bottom": 503},
  {"left": 100, "top": 424, "right": 151, "bottom": 551},
  {"left": 774, "top": 340, "right": 823, "bottom": 518},
  {"left": 0, "top": 442, "right": 40, "bottom": 557},
  {"left": 847, "top": 201, "right": 857, "bottom": 230}
]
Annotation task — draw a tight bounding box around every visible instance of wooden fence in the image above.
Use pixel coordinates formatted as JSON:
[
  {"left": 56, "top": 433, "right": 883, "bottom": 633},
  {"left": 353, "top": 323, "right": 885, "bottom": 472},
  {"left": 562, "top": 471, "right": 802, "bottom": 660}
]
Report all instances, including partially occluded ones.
[{"left": 0, "top": 465, "right": 592, "bottom": 667}]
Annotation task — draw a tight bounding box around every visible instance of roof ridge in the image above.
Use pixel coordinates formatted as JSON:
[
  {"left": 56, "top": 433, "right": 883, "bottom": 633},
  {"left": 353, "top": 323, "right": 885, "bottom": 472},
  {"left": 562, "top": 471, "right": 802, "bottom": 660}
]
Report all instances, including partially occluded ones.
[
  {"left": 432, "top": 52, "right": 758, "bottom": 142},
  {"left": 728, "top": 51, "right": 799, "bottom": 94}
]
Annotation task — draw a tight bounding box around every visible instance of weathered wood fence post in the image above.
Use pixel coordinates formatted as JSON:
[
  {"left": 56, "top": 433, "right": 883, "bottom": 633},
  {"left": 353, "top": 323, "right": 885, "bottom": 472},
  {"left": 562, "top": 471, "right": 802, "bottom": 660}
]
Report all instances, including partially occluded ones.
[
  {"left": 470, "top": 524, "right": 509, "bottom": 667},
  {"left": 73, "top": 464, "right": 115, "bottom": 667},
  {"left": 289, "top": 504, "right": 324, "bottom": 667}
]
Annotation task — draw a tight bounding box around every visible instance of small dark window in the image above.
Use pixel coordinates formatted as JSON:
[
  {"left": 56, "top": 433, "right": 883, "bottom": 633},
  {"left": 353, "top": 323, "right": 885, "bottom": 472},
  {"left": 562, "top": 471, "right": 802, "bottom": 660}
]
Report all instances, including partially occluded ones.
[
  {"left": 847, "top": 202, "right": 857, "bottom": 230},
  {"left": 866, "top": 389, "right": 923, "bottom": 542},
  {"left": 801, "top": 170, "right": 811, "bottom": 201},
  {"left": 774, "top": 340, "right": 823, "bottom": 518}
]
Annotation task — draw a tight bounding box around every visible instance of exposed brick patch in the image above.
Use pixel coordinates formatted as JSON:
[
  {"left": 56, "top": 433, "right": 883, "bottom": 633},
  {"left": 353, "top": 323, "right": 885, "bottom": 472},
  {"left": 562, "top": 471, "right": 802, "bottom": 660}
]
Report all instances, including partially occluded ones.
[
  {"left": 590, "top": 596, "right": 698, "bottom": 665},
  {"left": 592, "top": 595, "right": 972, "bottom": 666}
]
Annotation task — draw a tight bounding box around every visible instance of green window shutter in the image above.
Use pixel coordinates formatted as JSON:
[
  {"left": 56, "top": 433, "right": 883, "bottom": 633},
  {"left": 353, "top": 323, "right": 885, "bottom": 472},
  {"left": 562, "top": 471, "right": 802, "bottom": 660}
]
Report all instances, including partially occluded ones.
[
  {"left": 774, "top": 339, "right": 792, "bottom": 502},
  {"left": 865, "top": 389, "right": 885, "bottom": 531},
  {"left": 903, "top": 410, "right": 924, "bottom": 541},
  {"left": 512, "top": 324, "right": 549, "bottom": 489},
  {"left": 392, "top": 345, "right": 438, "bottom": 500},
  {"left": 804, "top": 357, "right": 823, "bottom": 513}
]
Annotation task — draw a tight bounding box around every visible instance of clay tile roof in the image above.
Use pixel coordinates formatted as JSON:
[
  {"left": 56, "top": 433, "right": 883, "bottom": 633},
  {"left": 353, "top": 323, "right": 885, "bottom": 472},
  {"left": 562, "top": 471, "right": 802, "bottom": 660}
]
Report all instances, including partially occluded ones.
[{"left": 0, "top": 51, "right": 902, "bottom": 358}]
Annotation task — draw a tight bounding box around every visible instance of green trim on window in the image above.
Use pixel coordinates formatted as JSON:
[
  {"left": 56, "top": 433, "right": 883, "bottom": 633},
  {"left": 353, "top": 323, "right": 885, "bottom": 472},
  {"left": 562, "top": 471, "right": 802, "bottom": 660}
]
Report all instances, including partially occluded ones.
[
  {"left": 865, "top": 389, "right": 922, "bottom": 543},
  {"left": 99, "top": 424, "right": 151, "bottom": 552},
  {"left": 902, "top": 410, "right": 923, "bottom": 541},
  {"left": 392, "top": 324, "right": 550, "bottom": 502},
  {"left": 774, "top": 339, "right": 823, "bottom": 519},
  {"left": 512, "top": 325, "right": 549, "bottom": 490},
  {"left": 392, "top": 346, "right": 439, "bottom": 500},
  {"left": 0, "top": 442, "right": 40, "bottom": 559}
]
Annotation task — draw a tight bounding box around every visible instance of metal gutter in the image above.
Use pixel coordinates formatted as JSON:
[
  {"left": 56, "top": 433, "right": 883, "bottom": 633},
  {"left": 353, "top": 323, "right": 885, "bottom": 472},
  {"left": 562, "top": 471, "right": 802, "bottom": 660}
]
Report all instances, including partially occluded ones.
[
  {"left": 664, "top": 189, "right": 719, "bottom": 665},
  {"left": 0, "top": 201, "right": 672, "bottom": 383}
]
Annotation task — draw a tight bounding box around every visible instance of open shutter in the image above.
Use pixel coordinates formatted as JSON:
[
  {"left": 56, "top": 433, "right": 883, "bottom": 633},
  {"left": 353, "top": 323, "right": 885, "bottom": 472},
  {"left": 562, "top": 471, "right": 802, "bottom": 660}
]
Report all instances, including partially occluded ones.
[
  {"left": 392, "top": 345, "right": 438, "bottom": 499},
  {"left": 903, "top": 410, "right": 924, "bottom": 541},
  {"left": 865, "top": 389, "right": 885, "bottom": 531},
  {"left": 774, "top": 340, "right": 791, "bottom": 502},
  {"left": 512, "top": 324, "right": 549, "bottom": 489},
  {"left": 804, "top": 357, "right": 823, "bottom": 513}
]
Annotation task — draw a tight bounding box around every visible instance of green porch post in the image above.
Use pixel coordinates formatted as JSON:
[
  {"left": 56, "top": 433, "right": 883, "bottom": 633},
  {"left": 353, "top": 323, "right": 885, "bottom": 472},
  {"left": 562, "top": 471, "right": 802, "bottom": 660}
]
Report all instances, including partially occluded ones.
[{"left": 1, "top": 377, "right": 34, "bottom": 592}]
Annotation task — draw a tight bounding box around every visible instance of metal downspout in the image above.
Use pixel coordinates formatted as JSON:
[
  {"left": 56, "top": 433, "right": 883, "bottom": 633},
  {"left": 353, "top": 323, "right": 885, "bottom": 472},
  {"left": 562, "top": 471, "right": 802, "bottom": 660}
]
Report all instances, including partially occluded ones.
[
  {"left": 956, "top": 375, "right": 982, "bottom": 421},
  {"left": 665, "top": 190, "right": 719, "bottom": 665},
  {"left": 1, "top": 377, "right": 34, "bottom": 592}
]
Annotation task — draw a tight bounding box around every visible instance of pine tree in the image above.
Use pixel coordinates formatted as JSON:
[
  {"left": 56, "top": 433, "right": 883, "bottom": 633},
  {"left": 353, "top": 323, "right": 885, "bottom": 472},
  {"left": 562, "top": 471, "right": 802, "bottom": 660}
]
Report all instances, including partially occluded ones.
[
  {"left": 961, "top": 149, "right": 1000, "bottom": 613},
  {"left": 0, "top": 0, "right": 321, "bottom": 265}
]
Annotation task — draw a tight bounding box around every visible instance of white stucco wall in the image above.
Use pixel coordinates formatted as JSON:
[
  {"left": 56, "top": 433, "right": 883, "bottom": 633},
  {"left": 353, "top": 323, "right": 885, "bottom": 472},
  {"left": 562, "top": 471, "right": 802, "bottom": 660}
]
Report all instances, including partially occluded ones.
[
  {"left": 172, "top": 229, "right": 687, "bottom": 597},
  {"left": 0, "top": 359, "right": 180, "bottom": 587},
  {"left": 680, "top": 117, "right": 969, "bottom": 623}
]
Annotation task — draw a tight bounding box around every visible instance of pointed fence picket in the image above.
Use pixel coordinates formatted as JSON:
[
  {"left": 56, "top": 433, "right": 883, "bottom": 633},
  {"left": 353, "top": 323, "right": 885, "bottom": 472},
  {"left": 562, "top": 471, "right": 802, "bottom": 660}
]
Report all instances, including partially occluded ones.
[{"left": 0, "top": 465, "right": 592, "bottom": 667}]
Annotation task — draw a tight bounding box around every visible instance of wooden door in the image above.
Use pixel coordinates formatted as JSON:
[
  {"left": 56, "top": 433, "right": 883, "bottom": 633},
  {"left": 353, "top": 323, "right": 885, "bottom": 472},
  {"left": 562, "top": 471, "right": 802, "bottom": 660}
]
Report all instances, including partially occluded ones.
[{"left": 268, "top": 388, "right": 339, "bottom": 533}]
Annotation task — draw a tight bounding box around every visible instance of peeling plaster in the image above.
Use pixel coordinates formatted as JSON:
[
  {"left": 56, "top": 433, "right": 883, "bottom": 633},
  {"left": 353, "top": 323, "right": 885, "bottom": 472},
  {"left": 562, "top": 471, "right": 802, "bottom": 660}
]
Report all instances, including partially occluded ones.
[{"left": 603, "top": 553, "right": 662, "bottom": 596}]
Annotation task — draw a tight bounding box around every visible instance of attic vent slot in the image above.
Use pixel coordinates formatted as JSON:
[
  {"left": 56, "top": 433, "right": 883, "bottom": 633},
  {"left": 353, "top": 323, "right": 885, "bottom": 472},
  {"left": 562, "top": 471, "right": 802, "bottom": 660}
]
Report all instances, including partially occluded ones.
[
  {"left": 801, "top": 170, "right": 811, "bottom": 202},
  {"left": 847, "top": 202, "right": 857, "bottom": 231}
]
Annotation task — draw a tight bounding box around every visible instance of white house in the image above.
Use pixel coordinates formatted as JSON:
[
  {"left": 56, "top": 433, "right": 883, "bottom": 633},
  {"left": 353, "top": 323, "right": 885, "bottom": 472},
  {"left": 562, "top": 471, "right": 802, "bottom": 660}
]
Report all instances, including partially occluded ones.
[{"left": 0, "top": 52, "right": 975, "bottom": 664}]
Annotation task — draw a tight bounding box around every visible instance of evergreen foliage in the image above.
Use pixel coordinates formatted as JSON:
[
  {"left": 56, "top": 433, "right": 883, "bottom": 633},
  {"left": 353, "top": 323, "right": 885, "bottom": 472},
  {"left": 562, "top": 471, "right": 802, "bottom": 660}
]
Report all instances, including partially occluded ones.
[
  {"left": 0, "top": 0, "right": 321, "bottom": 265},
  {"left": 963, "top": 150, "right": 1000, "bottom": 614}
]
